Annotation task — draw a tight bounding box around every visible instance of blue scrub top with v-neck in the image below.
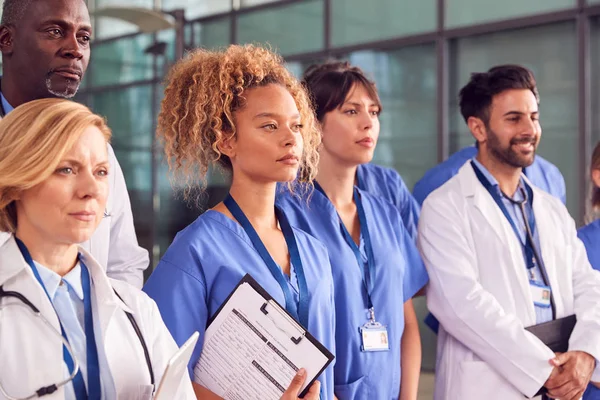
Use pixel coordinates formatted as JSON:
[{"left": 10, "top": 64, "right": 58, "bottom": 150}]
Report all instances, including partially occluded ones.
[
  {"left": 277, "top": 186, "right": 428, "bottom": 400},
  {"left": 142, "top": 209, "right": 336, "bottom": 400}
]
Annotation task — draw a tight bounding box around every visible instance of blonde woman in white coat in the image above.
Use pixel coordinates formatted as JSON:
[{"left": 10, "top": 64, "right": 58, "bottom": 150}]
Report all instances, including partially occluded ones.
[{"left": 0, "top": 99, "right": 194, "bottom": 400}]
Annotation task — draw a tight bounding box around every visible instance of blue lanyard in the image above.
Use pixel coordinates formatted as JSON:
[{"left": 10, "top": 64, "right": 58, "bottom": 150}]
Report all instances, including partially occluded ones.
[
  {"left": 16, "top": 238, "right": 101, "bottom": 400},
  {"left": 470, "top": 162, "right": 538, "bottom": 271},
  {"left": 470, "top": 161, "right": 555, "bottom": 319},
  {"left": 313, "top": 182, "right": 376, "bottom": 309},
  {"left": 223, "top": 194, "right": 310, "bottom": 328}
]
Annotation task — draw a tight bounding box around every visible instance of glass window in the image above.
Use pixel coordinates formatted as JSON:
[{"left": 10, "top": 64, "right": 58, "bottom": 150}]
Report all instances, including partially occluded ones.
[
  {"left": 91, "top": 34, "right": 155, "bottom": 86},
  {"left": 95, "top": 17, "right": 140, "bottom": 40},
  {"left": 162, "top": 0, "right": 232, "bottom": 19},
  {"left": 331, "top": 0, "right": 436, "bottom": 48},
  {"left": 285, "top": 60, "right": 323, "bottom": 79},
  {"left": 445, "top": 0, "right": 574, "bottom": 29},
  {"left": 449, "top": 22, "right": 579, "bottom": 217},
  {"left": 237, "top": 0, "right": 323, "bottom": 56},
  {"left": 192, "top": 18, "right": 231, "bottom": 49},
  {"left": 346, "top": 45, "right": 438, "bottom": 190},
  {"left": 92, "top": 85, "right": 154, "bottom": 150},
  {"left": 113, "top": 149, "right": 153, "bottom": 255}
]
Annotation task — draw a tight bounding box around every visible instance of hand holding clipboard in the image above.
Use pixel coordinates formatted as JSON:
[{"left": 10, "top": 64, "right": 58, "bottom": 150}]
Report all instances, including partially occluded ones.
[{"left": 193, "top": 274, "right": 334, "bottom": 400}]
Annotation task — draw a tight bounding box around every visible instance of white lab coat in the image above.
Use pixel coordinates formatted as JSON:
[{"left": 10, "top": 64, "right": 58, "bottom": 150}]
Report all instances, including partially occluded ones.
[
  {"left": 418, "top": 162, "right": 600, "bottom": 400},
  {"left": 0, "top": 145, "right": 149, "bottom": 288},
  {"left": 0, "top": 236, "right": 195, "bottom": 399}
]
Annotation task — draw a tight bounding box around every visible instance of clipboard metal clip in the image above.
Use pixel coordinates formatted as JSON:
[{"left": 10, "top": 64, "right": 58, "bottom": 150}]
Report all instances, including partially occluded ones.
[{"left": 260, "top": 301, "right": 305, "bottom": 344}]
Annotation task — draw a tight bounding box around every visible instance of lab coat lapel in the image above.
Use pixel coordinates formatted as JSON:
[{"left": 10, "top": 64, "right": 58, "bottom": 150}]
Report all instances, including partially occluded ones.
[
  {"left": 530, "top": 185, "right": 564, "bottom": 318},
  {"left": 458, "top": 165, "right": 535, "bottom": 318},
  {"left": 78, "top": 248, "right": 134, "bottom": 343},
  {"left": 0, "top": 236, "right": 61, "bottom": 330}
]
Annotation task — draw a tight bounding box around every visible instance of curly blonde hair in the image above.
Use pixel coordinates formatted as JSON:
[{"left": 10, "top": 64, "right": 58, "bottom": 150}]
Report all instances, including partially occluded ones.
[{"left": 158, "top": 44, "right": 320, "bottom": 201}]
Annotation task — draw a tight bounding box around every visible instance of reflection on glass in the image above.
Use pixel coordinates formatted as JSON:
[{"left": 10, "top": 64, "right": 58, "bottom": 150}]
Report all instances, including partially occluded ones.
[
  {"left": 192, "top": 18, "right": 231, "bottom": 49},
  {"left": 237, "top": 0, "right": 323, "bottom": 56},
  {"left": 445, "top": 0, "right": 573, "bottom": 28},
  {"left": 331, "top": 0, "right": 436, "bottom": 47},
  {"left": 91, "top": 34, "right": 155, "bottom": 86},
  {"left": 92, "top": 85, "right": 154, "bottom": 150},
  {"left": 449, "top": 22, "right": 579, "bottom": 217},
  {"left": 346, "top": 45, "right": 438, "bottom": 190}
]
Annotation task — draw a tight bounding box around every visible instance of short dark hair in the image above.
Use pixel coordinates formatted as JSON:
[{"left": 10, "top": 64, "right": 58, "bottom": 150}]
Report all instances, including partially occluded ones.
[
  {"left": 459, "top": 64, "right": 539, "bottom": 124},
  {"left": 302, "top": 61, "right": 382, "bottom": 122},
  {"left": 1, "top": 0, "right": 34, "bottom": 25}
]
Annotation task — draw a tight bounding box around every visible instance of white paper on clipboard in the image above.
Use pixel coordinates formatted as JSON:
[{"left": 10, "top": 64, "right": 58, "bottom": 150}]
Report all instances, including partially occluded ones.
[
  {"left": 154, "top": 331, "right": 199, "bottom": 400},
  {"left": 193, "top": 275, "right": 333, "bottom": 400}
]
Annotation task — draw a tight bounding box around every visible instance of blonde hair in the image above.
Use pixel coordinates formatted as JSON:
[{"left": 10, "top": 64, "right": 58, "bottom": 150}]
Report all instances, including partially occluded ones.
[
  {"left": 158, "top": 44, "right": 320, "bottom": 202},
  {"left": 0, "top": 99, "right": 112, "bottom": 232}
]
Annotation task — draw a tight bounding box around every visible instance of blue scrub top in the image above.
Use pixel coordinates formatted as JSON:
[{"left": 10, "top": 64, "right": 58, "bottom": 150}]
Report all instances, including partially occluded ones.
[
  {"left": 277, "top": 187, "right": 428, "bottom": 400},
  {"left": 356, "top": 163, "right": 420, "bottom": 241},
  {"left": 143, "top": 210, "right": 336, "bottom": 400},
  {"left": 578, "top": 220, "right": 600, "bottom": 400},
  {"left": 412, "top": 145, "right": 567, "bottom": 206}
]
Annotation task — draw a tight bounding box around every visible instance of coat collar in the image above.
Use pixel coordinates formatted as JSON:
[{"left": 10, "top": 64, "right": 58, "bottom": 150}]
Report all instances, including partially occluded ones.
[
  {"left": 0, "top": 235, "right": 134, "bottom": 316},
  {"left": 456, "top": 161, "right": 565, "bottom": 318}
]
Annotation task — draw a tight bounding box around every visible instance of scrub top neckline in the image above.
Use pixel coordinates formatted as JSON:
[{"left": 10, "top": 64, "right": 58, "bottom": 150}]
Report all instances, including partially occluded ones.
[{"left": 202, "top": 209, "right": 296, "bottom": 278}]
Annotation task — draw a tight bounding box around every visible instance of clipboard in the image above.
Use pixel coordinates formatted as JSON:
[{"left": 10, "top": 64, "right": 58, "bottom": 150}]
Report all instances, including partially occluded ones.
[{"left": 195, "top": 274, "right": 334, "bottom": 399}]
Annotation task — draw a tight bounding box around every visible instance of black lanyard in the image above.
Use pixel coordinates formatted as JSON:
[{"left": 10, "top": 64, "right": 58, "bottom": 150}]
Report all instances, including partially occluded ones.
[
  {"left": 470, "top": 161, "right": 556, "bottom": 319},
  {"left": 223, "top": 194, "right": 309, "bottom": 327},
  {"left": 313, "top": 182, "right": 376, "bottom": 310}
]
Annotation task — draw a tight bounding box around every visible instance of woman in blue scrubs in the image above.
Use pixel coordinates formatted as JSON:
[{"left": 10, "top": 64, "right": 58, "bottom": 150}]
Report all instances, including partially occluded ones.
[
  {"left": 580, "top": 141, "right": 600, "bottom": 399},
  {"left": 277, "top": 61, "right": 428, "bottom": 400},
  {"left": 143, "top": 45, "right": 334, "bottom": 400}
]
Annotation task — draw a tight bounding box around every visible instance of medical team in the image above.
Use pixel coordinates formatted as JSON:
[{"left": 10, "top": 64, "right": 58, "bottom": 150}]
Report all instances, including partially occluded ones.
[{"left": 1, "top": 1, "right": 600, "bottom": 400}]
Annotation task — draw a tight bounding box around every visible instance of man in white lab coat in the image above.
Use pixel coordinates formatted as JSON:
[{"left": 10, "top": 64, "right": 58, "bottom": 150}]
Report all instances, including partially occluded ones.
[
  {"left": 418, "top": 64, "right": 600, "bottom": 400},
  {"left": 0, "top": 0, "right": 148, "bottom": 287}
]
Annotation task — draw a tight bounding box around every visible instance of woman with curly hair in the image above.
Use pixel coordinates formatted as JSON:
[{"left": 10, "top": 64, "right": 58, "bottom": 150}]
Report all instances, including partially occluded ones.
[
  {"left": 276, "top": 61, "right": 428, "bottom": 400},
  {"left": 143, "top": 45, "right": 334, "bottom": 400}
]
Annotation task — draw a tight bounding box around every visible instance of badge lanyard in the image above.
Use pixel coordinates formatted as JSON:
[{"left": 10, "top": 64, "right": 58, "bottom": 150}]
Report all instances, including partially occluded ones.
[
  {"left": 470, "top": 161, "right": 556, "bottom": 319},
  {"left": 16, "top": 238, "right": 101, "bottom": 400},
  {"left": 313, "top": 182, "right": 377, "bottom": 321},
  {"left": 223, "top": 194, "right": 309, "bottom": 328}
]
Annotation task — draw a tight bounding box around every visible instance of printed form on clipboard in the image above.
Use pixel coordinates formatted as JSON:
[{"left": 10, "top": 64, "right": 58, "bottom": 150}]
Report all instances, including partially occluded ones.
[{"left": 193, "top": 274, "right": 334, "bottom": 400}]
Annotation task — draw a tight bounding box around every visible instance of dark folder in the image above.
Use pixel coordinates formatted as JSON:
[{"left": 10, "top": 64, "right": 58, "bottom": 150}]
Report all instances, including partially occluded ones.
[
  {"left": 525, "top": 314, "right": 577, "bottom": 353},
  {"left": 525, "top": 314, "right": 577, "bottom": 397}
]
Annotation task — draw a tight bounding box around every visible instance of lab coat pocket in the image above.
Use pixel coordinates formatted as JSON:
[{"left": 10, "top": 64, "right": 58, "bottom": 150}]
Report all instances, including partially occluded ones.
[
  {"left": 334, "top": 375, "right": 367, "bottom": 400},
  {"left": 456, "top": 361, "right": 512, "bottom": 399}
]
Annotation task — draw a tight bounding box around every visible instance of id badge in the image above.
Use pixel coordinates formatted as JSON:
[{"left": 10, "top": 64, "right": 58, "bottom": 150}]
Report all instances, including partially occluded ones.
[
  {"left": 529, "top": 280, "right": 551, "bottom": 308},
  {"left": 359, "top": 323, "right": 390, "bottom": 352}
]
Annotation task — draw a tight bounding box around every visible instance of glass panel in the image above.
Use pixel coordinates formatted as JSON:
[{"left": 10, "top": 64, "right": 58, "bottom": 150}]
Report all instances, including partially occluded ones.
[
  {"left": 91, "top": 34, "right": 155, "bottom": 86},
  {"left": 162, "top": 0, "right": 231, "bottom": 19},
  {"left": 449, "top": 22, "right": 579, "bottom": 218},
  {"left": 237, "top": 0, "right": 323, "bottom": 56},
  {"left": 92, "top": 85, "right": 154, "bottom": 150},
  {"left": 285, "top": 60, "right": 323, "bottom": 79},
  {"left": 445, "top": 0, "right": 574, "bottom": 29},
  {"left": 113, "top": 149, "right": 153, "bottom": 255},
  {"left": 192, "top": 18, "right": 231, "bottom": 49},
  {"left": 346, "top": 45, "right": 438, "bottom": 190},
  {"left": 331, "top": 0, "right": 436, "bottom": 48}
]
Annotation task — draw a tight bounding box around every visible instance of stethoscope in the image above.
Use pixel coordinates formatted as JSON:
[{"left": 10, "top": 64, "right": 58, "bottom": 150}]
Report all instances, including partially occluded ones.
[{"left": 0, "top": 284, "right": 155, "bottom": 399}]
